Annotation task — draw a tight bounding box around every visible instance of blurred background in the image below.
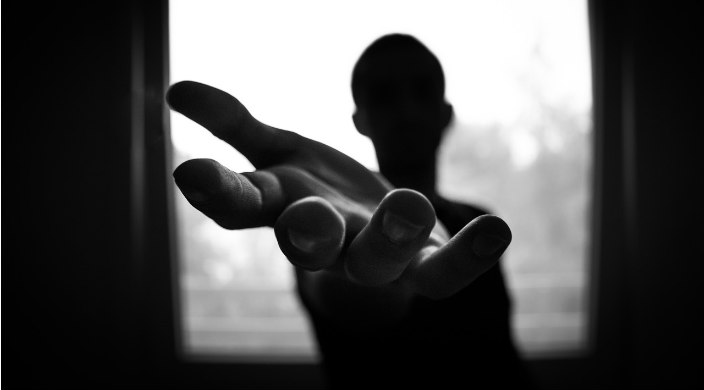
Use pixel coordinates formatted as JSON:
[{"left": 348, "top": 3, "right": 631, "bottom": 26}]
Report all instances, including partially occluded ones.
[{"left": 169, "top": 0, "right": 592, "bottom": 359}]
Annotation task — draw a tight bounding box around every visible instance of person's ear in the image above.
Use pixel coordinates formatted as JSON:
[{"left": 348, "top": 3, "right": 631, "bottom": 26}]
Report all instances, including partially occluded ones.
[
  {"left": 441, "top": 102, "right": 454, "bottom": 128},
  {"left": 352, "top": 109, "right": 369, "bottom": 136}
]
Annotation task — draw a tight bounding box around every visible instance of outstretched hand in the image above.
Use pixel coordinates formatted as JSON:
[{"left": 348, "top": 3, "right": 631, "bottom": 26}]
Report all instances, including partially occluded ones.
[{"left": 167, "top": 81, "right": 511, "bottom": 324}]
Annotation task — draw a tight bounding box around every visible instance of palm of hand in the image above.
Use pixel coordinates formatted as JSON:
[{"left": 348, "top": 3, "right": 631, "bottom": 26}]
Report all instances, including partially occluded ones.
[{"left": 167, "top": 81, "right": 511, "bottom": 327}]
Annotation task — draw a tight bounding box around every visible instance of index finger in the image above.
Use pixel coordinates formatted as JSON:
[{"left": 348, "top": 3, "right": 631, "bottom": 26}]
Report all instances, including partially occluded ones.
[
  {"left": 166, "top": 80, "right": 390, "bottom": 200},
  {"left": 173, "top": 158, "right": 286, "bottom": 229},
  {"left": 166, "top": 80, "right": 300, "bottom": 168}
]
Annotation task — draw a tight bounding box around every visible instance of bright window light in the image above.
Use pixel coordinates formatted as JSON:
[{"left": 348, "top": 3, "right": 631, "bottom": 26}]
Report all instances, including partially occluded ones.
[{"left": 170, "top": 0, "right": 592, "bottom": 359}]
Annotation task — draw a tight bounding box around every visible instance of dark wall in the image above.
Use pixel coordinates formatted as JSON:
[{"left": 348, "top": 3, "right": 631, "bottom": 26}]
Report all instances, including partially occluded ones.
[
  {"left": 6, "top": 0, "right": 131, "bottom": 382},
  {"left": 3, "top": 1, "right": 176, "bottom": 388},
  {"left": 2, "top": 1, "right": 702, "bottom": 389},
  {"left": 616, "top": 2, "right": 703, "bottom": 388},
  {"left": 526, "top": 3, "right": 702, "bottom": 388}
]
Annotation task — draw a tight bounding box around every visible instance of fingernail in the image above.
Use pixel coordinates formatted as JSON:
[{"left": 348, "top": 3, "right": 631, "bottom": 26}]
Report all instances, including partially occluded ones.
[
  {"left": 288, "top": 229, "right": 319, "bottom": 253},
  {"left": 472, "top": 233, "right": 509, "bottom": 258},
  {"left": 382, "top": 211, "right": 425, "bottom": 244}
]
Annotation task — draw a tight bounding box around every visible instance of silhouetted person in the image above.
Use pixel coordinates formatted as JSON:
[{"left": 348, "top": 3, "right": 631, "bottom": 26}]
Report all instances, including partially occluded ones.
[
  {"left": 301, "top": 33, "right": 530, "bottom": 389},
  {"left": 166, "top": 33, "right": 531, "bottom": 389}
]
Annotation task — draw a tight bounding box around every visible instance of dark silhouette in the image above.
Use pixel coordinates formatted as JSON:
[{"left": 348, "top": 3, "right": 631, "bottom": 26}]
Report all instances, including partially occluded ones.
[
  {"left": 305, "top": 33, "right": 532, "bottom": 389},
  {"left": 166, "top": 33, "right": 531, "bottom": 389}
]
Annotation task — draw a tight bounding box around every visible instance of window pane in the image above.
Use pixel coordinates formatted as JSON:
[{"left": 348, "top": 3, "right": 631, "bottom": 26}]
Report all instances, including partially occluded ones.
[{"left": 170, "top": 0, "right": 592, "bottom": 359}]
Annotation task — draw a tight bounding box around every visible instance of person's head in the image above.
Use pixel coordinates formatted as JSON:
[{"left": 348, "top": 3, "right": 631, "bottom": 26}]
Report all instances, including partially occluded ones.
[{"left": 351, "top": 34, "right": 453, "bottom": 173}]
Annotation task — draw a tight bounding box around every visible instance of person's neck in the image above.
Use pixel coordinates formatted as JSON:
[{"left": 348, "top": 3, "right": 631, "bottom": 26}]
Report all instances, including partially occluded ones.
[{"left": 379, "top": 159, "right": 438, "bottom": 200}]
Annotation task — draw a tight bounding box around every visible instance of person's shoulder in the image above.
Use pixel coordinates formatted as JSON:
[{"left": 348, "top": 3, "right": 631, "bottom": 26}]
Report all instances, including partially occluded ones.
[
  {"left": 432, "top": 195, "right": 490, "bottom": 235},
  {"left": 434, "top": 195, "right": 490, "bottom": 218}
]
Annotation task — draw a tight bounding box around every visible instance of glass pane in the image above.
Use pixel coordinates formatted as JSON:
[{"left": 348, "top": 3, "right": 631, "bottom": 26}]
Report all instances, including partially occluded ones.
[{"left": 170, "top": 0, "right": 592, "bottom": 359}]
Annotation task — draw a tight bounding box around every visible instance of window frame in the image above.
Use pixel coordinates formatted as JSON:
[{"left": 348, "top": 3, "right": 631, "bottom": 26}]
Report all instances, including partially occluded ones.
[{"left": 139, "top": 1, "right": 629, "bottom": 388}]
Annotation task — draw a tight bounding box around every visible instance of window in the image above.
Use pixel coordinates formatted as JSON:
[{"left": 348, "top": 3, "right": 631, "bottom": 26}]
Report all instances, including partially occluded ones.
[{"left": 170, "top": 0, "right": 592, "bottom": 360}]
